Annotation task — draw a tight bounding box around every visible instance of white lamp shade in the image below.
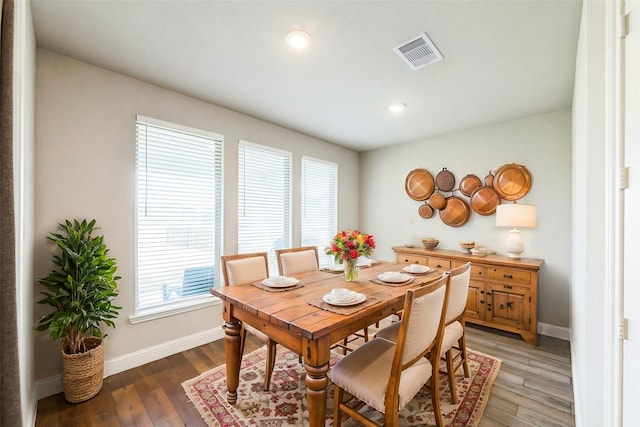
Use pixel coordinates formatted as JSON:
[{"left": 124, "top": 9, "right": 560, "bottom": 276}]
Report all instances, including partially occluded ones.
[{"left": 496, "top": 203, "right": 536, "bottom": 228}]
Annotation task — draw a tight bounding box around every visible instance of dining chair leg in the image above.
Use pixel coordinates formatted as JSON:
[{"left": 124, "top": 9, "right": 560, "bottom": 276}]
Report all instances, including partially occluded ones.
[
  {"left": 445, "top": 349, "right": 458, "bottom": 404},
  {"left": 459, "top": 334, "right": 470, "bottom": 378},
  {"left": 430, "top": 373, "right": 444, "bottom": 427},
  {"left": 263, "top": 340, "right": 278, "bottom": 391},
  {"left": 333, "top": 384, "right": 344, "bottom": 427}
]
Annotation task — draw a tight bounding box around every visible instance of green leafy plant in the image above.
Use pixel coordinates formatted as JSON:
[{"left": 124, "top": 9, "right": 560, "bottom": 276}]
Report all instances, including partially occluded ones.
[{"left": 36, "top": 219, "right": 121, "bottom": 355}]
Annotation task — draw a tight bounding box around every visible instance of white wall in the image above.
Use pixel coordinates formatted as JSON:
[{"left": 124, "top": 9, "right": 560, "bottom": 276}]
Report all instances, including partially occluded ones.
[
  {"left": 360, "top": 109, "right": 572, "bottom": 331},
  {"left": 14, "top": 0, "right": 37, "bottom": 424},
  {"left": 33, "top": 49, "right": 359, "bottom": 393}
]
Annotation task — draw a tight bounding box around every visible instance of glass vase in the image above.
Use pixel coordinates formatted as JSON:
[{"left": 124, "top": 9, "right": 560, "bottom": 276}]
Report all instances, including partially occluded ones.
[{"left": 343, "top": 257, "right": 359, "bottom": 281}]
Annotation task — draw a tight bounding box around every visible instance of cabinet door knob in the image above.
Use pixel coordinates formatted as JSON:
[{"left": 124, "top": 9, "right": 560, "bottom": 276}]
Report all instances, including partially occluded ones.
[
  {"left": 503, "top": 274, "right": 514, "bottom": 279},
  {"left": 504, "top": 285, "right": 513, "bottom": 289}
]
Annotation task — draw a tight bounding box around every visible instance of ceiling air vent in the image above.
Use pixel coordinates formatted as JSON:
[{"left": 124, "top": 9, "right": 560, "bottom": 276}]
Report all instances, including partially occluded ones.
[{"left": 393, "top": 32, "right": 443, "bottom": 70}]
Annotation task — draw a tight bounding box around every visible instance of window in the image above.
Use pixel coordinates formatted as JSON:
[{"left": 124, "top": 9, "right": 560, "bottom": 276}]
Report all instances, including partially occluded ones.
[
  {"left": 301, "top": 157, "right": 337, "bottom": 268},
  {"left": 238, "top": 141, "right": 291, "bottom": 276},
  {"left": 135, "top": 116, "right": 223, "bottom": 311}
]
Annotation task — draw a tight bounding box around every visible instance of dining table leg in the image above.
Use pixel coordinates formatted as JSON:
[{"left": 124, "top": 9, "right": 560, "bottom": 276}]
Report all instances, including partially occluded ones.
[
  {"left": 223, "top": 319, "right": 243, "bottom": 404},
  {"left": 304, "top": 337, "right": 331, "bottom": 426}
]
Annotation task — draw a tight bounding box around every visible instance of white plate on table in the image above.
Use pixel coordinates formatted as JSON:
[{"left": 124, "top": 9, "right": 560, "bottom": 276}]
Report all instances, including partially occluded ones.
[
  {"left": 322, "top": 292, "right": 367, "bottom": 306},
  {"left": 261, "top": 276, "right": 299, "bottom": 288},
  {"left": 378, "top": 272, "right": 412, "bottom": 283},
  {"left": 327, "top": 264, "right": 344, "bottom": 272},
  {"left": 403, "top": 265, "right": 431, "bottom": 274}
]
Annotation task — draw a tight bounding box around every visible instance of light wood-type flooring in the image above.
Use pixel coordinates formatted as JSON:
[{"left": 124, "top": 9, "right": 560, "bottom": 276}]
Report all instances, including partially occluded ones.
[{"left": 35, "top": 323, "right": 574, "bottom": 426}]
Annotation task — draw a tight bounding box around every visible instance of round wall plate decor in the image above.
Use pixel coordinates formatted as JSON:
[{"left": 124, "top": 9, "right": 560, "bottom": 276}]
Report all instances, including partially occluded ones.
[
  {"left": 439, "top": 196, "right": 470, "bottom": 227},
  {"left": 435, "top": 168, "right": 456, "bottom": 192},
  {"left": 418, "top": 203, "right": 434, "bottom": 218},
  {"left": 459, "top": 174, "right": 482, "bottom": 197},
  {"left": 405, "top": 169, "right": 435, "bottom": 201},
  {"left": 493, "top": 163, "right": 532, "bottom": 201}
]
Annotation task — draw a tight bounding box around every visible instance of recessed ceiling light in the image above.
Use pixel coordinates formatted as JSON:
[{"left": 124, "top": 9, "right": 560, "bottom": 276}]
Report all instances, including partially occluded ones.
[
  {"left": 388, "top": 103, "right": 406, "bottom": 113},
  {"left": 286, "top": 30, "right": 311, "bottom": 49}
]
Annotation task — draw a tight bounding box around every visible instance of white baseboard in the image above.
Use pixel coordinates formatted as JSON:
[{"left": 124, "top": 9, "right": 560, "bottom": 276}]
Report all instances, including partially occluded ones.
[
  {"left": 538, "top": 322, "right": 571, "bottom": 341},
  {"left": 35, "top": 326, "right": 225, "bottom": 400}
]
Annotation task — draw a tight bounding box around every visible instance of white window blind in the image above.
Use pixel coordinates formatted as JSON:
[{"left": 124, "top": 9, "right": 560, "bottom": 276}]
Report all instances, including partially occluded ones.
[
  {"left": 135, "top": 116, "right": 223, "bottom": 310},
  {"left": 301, "top": 157, "right": 337, "bottom": 268},
  {"left": 238, "top": 141, "right": 291, "bottom": 276}
]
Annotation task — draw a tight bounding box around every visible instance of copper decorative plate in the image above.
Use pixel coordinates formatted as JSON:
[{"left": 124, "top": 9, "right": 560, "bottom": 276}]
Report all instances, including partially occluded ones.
[
  {"left": 435, "top": 168, "right": 456, "bottom": 192},
  {"left": 439, "top": 196, "right": 471, "bottom": 227},
  {"left": 493, "top": 163, "right": 532, "bottom": 201},
  {"left": 405, "top": 169, "right": 435, "bottom": 201},
  {"left": 418, "top": 203, "right": 434, "bottom": 219},
  {"left": 459, "top": 174, "right": 482, "bottom": 197}
]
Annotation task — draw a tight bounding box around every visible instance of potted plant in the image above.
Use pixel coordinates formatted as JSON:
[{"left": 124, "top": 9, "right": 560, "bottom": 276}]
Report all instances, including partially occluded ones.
[{"left": 35, "top": 219, "right": 121, "bottom": 403}]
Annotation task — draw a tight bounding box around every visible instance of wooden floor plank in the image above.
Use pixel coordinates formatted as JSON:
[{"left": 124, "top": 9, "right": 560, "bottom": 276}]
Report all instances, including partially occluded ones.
[
  {"left": 517, "top": 405, "right": 576, "bottom": 427},
  {"left": 111, "top": 384, "right": 154, "bottom": 427},
  {"left": 484, "top": 394, "right": 519, "bottom": 416},
  {"left": 34, "top": 394, "right": 62, "bottom": 427},
  {"left": 139, "top": 387, "right": 185, "bottom": 427},
  {"left": 481, "top": 405, "right": 537, "bottom": 427},
  {"left": 182, "top": 346, "right": 217, "bottom": 374}
]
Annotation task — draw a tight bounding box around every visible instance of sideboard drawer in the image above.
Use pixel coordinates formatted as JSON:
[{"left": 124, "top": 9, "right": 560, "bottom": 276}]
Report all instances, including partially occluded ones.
[
  {"left": 428, "top": 257, "right": 451, "bottom": 270},
  {"left": 486, "top": 267, "right": 531, "bottom": 284},
  {"left": 396, "top": 254, "right": 428, "bottom": 265},
  {"left": 453, "top": 261, "right": 485, "bottom": 278},
  {"left": 471, "top": 264, "right": 486, "bottom": 279}
]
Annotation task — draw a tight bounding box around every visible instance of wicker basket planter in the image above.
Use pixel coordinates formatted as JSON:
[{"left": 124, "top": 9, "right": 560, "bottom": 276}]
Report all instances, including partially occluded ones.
[{"left": 61, "top": 337, "right": 104, "bottom": 403}]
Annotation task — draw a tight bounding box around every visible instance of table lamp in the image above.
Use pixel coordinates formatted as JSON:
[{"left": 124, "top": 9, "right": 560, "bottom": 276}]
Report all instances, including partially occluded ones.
[{"left": 495, "top": 203, "right": 536, "bottom": 259}]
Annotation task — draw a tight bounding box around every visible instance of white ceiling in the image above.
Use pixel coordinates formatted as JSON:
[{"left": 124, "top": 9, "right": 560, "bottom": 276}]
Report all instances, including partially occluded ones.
[{"left": 30, "top": 0, "right": 582, "bottom": 152}]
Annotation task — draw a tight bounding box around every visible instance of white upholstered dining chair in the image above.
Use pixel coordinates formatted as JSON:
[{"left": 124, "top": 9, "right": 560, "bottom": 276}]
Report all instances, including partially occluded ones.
[
  {"left": 375, "top": 261, "right": 472, "bottom": 403},
  {"left": 221, "top": 252, "right": 278, "bottom": 391},
  {"left": 275, "top": 246, "right": 319, "bottom": 275},
  {"left": 332, "top": 273, "right": 451, "bottom": 427}
]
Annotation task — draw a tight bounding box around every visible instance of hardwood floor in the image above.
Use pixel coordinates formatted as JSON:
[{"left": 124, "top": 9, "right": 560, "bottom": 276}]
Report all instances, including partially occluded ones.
[{"left": 35, "top": 324, "right": 574, "bottom": 426}]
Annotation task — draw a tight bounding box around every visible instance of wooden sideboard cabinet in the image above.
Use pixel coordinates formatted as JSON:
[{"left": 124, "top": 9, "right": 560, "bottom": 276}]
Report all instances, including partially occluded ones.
[{"left": 392, "top": 246, "right": 544, "bottom": 345}]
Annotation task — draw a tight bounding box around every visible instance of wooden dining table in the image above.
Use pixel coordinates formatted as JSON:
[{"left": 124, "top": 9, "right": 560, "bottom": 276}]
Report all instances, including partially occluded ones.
[{"left": 211, "top": 260, "right": 443, "bottom": 426}]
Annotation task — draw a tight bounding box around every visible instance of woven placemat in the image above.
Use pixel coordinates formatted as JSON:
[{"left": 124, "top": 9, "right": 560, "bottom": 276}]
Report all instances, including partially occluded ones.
[
  {"left": 320, "top": 268, "right": 344, "bottom": 274},
  {"left": 369, "top": 277, "right": 415, "bottom": 287},
  {"left": 251, "top": 281, "right": 304, "bottom": 292},
  {"left": 307, "top": 296, "right": 381, "bottom": 315}
]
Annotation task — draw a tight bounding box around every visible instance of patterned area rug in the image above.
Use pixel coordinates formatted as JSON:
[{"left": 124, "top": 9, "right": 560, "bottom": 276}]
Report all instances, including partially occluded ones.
[{"left": 182, "top": 346, "right": 500, "bottom": 427}]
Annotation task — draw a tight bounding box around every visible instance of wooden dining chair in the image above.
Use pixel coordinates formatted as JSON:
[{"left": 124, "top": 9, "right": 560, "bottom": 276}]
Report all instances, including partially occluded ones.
[
  {"left": 332, "top": 273, "right": 451, "bottom": 427},
  {"left": 221, "top": 252, "right": 278, "bottom": 391},
  {"left": 439, "top": 261, "right": 472, "bottom": 403},
  {"left": 275, "top": 246, "right": 319, "bottom": 275},
  {"left": 375, "top": 262, "right": 472, "bottom": 403}
]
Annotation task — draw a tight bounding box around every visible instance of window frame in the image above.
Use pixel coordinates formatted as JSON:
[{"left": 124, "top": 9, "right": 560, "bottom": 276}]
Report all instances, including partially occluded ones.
[{"left": 131, "top": 115, "right": 224, "bottom": 322}]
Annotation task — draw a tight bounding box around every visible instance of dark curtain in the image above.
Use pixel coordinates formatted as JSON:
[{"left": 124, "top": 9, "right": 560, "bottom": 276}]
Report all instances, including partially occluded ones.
[{"left": 0, "top": 0, "right": 22, "bottom": 424}]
